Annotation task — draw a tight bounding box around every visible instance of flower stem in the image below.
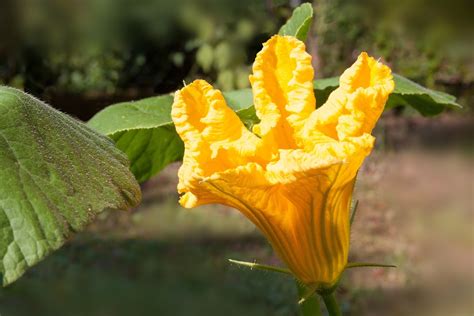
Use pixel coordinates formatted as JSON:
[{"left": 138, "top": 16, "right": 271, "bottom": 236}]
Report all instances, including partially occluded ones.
[
  {"left": 297, "top": 282, "right": 322, "bottom": 316},
  {"left": 322, "top": 293, "right": 342, "bottom": 316}
]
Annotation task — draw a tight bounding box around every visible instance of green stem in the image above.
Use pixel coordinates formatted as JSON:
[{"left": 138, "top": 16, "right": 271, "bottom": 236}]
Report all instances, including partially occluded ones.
[
  {"left": 322, "top": 293, "right": 342, "bottom": 316},
  {"left": 297, "top": 282, "right": 322, "bottom": 316}
]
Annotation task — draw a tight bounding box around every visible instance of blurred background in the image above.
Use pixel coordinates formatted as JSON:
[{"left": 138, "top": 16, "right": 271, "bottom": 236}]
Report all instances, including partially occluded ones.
[{"left": 0, "top": 0, "right": 472, "bottom": 315}]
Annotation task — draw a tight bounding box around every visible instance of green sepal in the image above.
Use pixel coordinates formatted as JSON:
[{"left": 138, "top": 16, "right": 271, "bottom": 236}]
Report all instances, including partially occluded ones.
[
  {"left": 297, "top": 281, "right": 322, "bottom": 315},
  {"left": 297, "top": 282, "right": 318, "bottom": 305},
  {"left": 228, "top": 259, "right": 292, "bottom": 276},
  {"left": 345, "top": 262, "right": 397, "bottom": 269},
  {"left": 350, "top": 200, "right": 359, "bottom": 227}
]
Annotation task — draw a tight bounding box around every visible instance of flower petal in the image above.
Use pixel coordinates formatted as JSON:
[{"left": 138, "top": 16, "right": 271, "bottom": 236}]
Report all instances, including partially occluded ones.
[
  {"left": 250, "top": 35, "right": 316, "bottom": 149},
  {"left": 185, "top": 132, "right": 372, "bottom": 285},
  {"left": 302, "top": 52, "right": 394, "bottom": 147},
  {"left": 265, "top": 134, "right": 374, "bottom": 185},
  {"left": 172, "top": 80, "right": 269, "bottom": 204},
  {"left": 339, "top": 52, "right": 394, "bottom": 95}
]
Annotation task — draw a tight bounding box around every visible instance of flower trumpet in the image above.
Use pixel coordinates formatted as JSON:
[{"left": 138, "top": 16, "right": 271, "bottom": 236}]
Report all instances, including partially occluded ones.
[{"left": 171, "top": 35, "right": 394, "bottom": 287}]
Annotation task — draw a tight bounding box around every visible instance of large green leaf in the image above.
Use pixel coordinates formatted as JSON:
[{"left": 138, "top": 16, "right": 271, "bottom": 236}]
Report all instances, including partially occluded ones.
[
  {"left": 87, "top": 94, "right": 183, "bottom": 183},
  {"left": 278, "top": 2, "right": 314, "bottom": 41},
  {"left": 389, "top": 74, "right": 461, "bottom": 116},
  {"left": 312, "top": 74, "right": 461, "bottom": 115},
  {"left": 0, "top": 86, "right": 141, "bottom": 286},
  {"left": 87, "top": 90, "right": 256, "bottom": 183},
  {"left": 89, "top": 74, "right": 459, "bottom": 183}
]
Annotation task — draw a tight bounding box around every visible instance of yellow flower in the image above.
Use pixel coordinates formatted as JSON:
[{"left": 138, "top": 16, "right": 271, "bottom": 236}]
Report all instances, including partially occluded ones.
[{"left": 171, "top": 35, "right": 394, "bottom": 287}]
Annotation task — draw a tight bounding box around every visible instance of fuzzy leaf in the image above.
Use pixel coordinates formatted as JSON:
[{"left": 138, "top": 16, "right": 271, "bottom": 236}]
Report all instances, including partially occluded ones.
[{"left": 0, "top": 87, "right": 141, "bottom": 286}]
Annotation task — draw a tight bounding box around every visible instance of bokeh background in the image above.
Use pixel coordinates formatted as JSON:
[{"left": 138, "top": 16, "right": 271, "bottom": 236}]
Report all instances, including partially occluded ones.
[{"left": 0, "top": 0, "right": 472, "bottom": 315}]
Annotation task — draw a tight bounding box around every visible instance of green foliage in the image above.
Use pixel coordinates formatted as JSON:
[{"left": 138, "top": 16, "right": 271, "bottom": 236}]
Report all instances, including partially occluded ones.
[
  {"left": 389, "top": 74, "right": 461, "bottom": 116},
  {"left": 278, "top": 2, "right": 314, "bottom": 41},
  {"left": 0, "top": 87, "right": 141, "bottom": 286},
  {"left": 87, "top": 95, "right": 184, "bottom": 183},
  {"left": 3, "top": 0, "right": 276, "bottom": 95},
  {"left": 52, "top": 52, "right": 125, "bottom": 94},
  {"left": 314, "top": 0, "right": 365, "bottom": 78}
]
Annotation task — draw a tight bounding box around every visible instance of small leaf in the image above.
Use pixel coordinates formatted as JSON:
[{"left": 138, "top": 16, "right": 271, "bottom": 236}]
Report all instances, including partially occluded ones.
[
  {"left": 222, "top": 88, "right": 259, "bottom": 129},
  {"left": 313, "top": 77, "right": 339, "bottom": 91},
  {"left": 88, "top": 91, "right": 255, "bottom": 183},
  {"left": 313, "top": 77, "right": 339, "bottom": 108},
  {"left": 0, "top": 87, "right": 141, "bottom": 286},
  {"left": 278, "top": 3, "right": 314, "bottom": 41}
]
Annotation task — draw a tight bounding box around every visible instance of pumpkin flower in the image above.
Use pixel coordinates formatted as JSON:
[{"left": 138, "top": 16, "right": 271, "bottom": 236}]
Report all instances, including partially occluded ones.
[{"left": 171, "top": 35, "right": 394, "bottom": 287}]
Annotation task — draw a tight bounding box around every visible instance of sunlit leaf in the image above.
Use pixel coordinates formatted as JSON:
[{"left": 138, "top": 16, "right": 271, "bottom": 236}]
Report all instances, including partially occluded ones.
[
  {"left": 278, "top": 3, "right": 314, "bottom": 41},
  {"left": 0, "top": 87, "right": 141, "bottom": 286},
  {"left": 389, "top": 74, "right": 461, "bottom": 116}
]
